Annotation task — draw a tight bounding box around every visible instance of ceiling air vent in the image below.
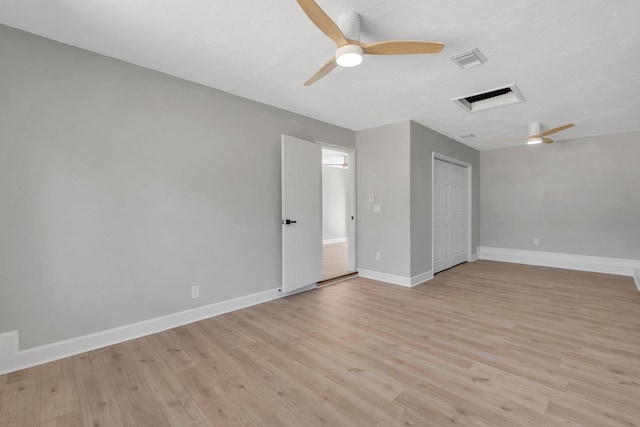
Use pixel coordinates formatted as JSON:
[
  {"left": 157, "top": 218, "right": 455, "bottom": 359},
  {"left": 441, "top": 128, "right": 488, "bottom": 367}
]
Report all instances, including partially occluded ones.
[
  {"left": 452, "top": 84, "right": 526, "bottom": 113},
  {"left": 450, "top": 48, "right": 487, "bottom": 69}
]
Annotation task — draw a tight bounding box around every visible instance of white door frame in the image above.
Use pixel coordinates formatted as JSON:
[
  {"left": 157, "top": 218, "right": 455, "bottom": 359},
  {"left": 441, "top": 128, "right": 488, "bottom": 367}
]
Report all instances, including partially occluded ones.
[
  {"left": 317, "top": 141, "right": 357, "bottom": 273},
  {"left": 431, "top": 152, "right": 472, "bottom": 273}
]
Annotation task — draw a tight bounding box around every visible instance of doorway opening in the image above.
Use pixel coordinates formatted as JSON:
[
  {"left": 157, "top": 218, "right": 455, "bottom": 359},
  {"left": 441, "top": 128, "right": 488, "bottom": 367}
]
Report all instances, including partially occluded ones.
[{"left": 321, "top": 147, "right": 356, "bottom": 281}]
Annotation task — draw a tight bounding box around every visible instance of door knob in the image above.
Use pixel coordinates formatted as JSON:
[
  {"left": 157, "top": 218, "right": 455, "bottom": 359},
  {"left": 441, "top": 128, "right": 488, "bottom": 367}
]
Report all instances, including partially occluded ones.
[{"left": 282, "top": 219, "right": 297, "bottom": 225}]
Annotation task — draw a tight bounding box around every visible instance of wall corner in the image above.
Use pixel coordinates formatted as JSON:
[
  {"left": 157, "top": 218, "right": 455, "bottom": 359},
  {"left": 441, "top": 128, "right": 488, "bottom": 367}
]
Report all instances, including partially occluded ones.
[{"left": 0, "top": 330, "right": 19, "bottom": 375}]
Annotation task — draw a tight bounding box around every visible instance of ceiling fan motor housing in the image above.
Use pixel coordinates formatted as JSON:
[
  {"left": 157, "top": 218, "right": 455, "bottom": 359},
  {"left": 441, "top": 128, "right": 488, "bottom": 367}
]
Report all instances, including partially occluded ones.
[
  {"left": 336, "top": 11, "right": 363, "bottom": 67},
  {"left": 529, "top": 122, "right": 541, "bottom": 136},
  {"left": 338, "top": 11, "right": 360, "bottom": 41},
  {"left": 527, "top": 122, "right": 543, "bottom": 144}
]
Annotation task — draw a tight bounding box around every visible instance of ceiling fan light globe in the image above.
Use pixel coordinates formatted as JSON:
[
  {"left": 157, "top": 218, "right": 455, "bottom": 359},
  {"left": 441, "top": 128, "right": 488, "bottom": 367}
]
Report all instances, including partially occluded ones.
[
  {"left": 527, "top": 137, "right": 543, "bottom": 145},
  {"left": 336, "top": 44, "right": 364, "bottom": 67}
]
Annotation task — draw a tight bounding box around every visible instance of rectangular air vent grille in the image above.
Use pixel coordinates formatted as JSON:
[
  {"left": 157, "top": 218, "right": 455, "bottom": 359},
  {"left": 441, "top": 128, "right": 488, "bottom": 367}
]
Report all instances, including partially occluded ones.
[
  {"left": 459, "top": 133, "right": 476, "bottom": 139},
  {"left": 452, "top": 84, "right": 526, "bottom": 113},
  {"left": 450, "top": 48, "right": 487, "bottom": 69},
  {"left": 465, "top": 87, "right": 512, "bottom": 104}
]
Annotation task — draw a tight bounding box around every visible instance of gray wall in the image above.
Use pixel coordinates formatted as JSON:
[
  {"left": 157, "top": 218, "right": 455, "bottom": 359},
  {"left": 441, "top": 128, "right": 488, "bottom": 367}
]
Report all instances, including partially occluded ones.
[
  {"left": 0, "top": 24, "right": 354, "bottom": 349},
  {"left": 322, "top": 166, "right": 346, "bottom": 241},
  {"left": 356, "top": 121, "right": 480, "bottom": 278},
  {"left": 480, "top": 130, "right": 640, "bottom": 260},
  {"left": 410, "top": 122, "right": 481, "bottom": 276},
  {"left": 356, "top": 122, "right": 412, "bottom": 277}
]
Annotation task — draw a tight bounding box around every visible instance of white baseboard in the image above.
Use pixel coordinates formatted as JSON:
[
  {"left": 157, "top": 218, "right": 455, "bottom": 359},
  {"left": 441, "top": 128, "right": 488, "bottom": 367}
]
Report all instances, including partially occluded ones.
[
  {"left": 358, "top": 269, "right": 410, "bottom": 287},
  {"left": 469, "top": 252, "right": 479, "bottom": 262},
  {"left": 479, "top": 246, "right": 640, "bottom": 281},
  {"left": 634, "top": 269, "right": 640, "bottom": 291},
  {"left": 358, "top": 269, "right": 433, "bottom": 288},
  {"left": 411, "top": 270, "right": 434, "bottom": 286},
  {"left": 323, "top": 237, "right": 347, "bottom": 245},
  {"left": 0, "top": 287, "right": 281, "bottom": 376}
]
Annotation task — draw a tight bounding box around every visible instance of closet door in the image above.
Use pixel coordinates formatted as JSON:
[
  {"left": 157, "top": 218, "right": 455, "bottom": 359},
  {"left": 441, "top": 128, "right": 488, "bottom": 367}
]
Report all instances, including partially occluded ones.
[{"left": 434, "top": 159, "right": 468, "bottom": 273}]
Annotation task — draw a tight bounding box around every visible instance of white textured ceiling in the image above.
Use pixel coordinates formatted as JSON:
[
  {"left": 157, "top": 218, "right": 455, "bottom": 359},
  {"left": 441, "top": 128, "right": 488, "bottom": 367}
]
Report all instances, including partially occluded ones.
[{"left": 1, "top": 0, "right": 639, "bottom": 150}]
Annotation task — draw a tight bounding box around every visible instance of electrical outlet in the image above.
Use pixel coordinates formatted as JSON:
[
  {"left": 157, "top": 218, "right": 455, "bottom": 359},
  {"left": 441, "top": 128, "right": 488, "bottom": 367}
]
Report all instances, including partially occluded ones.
[
  {"left": 533, "top": 238, "right": 539, "bottom": 246},
  {"left": 375, "top": 251, "right": 381, "bottom": 260},
  {"left": 373, "top": 204, "right": 381, "bottom": 213},
  {"left": 191, "top": 285, "right": 200, "bottom": 299}
]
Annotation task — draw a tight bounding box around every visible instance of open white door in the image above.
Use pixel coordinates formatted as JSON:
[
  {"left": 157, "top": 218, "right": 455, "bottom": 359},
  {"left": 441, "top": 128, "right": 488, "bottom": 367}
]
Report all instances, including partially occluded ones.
[{"left": 281, "top": 135, "right": 322, "bottom": 294}]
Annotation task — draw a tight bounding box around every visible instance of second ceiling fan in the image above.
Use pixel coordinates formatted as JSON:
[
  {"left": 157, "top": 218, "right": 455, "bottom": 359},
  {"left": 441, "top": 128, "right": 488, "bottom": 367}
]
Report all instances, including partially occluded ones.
[
  {"left": 487, "top": 123, "right": 576, "bottom": 146},
  {"left": 510, "top": 122, "right": 576, "bottom": 145},
  {"left": 296, "top": 0, "right": 445, "bottom": 85}
]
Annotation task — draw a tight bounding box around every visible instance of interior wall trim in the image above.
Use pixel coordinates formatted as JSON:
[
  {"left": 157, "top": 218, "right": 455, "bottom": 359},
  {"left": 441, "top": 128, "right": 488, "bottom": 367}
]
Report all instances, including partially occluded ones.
[
  {"left": 411, "top": 270, "right": 435, "bottom": 286},
  {"left": 358, "top": 269, "right": 433, "bottom": 288},
  {"left": 0, "top": 287, "right": 281, "bottom": 376},
  {"left": 479, "top": 246, "right": 640, "bottom": 282}
]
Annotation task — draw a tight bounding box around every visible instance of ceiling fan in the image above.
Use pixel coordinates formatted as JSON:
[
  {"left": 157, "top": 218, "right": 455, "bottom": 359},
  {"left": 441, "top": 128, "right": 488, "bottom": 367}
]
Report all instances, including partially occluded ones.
[
  {"left": 493, "top": 122, "right": 576, "bottom": 145},
  {"left": 295, "top": 0, "right": 445, "bottom": 86}
]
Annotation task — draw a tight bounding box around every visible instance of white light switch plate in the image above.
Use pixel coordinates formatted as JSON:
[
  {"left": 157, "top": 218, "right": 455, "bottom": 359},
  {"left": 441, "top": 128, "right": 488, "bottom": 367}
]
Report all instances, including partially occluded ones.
[{"left": 373, "top": 204, "right": 381, "bottom": 213}]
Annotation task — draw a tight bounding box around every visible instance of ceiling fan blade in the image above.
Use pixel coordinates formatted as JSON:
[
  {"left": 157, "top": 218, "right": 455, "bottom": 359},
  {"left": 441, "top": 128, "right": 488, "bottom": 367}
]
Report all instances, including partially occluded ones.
[
  {"left": 362, "top": 40, "right": 444, "bottom": 55},
  {"left": 542, "top": 137, "right": 554, "bottom": 144},
  {"left": 304, "top": 57, "right": 338, "bottom": 86},
  {"left": 296, "top": 0, "right": 347, "bottom": 46},
  {"left": 532, "top": 123, "right": 575, "bottom": 138}
]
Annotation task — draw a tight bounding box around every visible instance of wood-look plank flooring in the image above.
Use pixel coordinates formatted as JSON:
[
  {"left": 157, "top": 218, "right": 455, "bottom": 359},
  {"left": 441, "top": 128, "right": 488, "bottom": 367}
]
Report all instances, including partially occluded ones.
[
  {"left": 1, "top": 260, "right": 640, "bottom": 426},
  {"left": 322, "top": 242, "right": 351, "bottom": 280}
]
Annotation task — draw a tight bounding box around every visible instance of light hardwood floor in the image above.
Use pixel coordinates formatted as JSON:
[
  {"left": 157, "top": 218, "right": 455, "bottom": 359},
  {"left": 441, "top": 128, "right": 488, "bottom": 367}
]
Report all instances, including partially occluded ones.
[
  {"left": 1, "top": 260, "right": 640, "bottom": 426},
  {"left": 322, "top": 242, "right": 351, "bottom": 280}
]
